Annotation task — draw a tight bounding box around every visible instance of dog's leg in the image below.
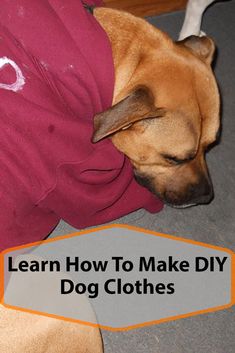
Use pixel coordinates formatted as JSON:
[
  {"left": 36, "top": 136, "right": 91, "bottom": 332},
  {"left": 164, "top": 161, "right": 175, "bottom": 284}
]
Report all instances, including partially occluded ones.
[
  {"left": 179, "top": 0, "right": 215, "bottom": 40},
  {"left": 0, "top": 304, "right": 103, "bottom": 353},
  {"left": 0, "top": 255, "right": 104, "bottom": 353}
]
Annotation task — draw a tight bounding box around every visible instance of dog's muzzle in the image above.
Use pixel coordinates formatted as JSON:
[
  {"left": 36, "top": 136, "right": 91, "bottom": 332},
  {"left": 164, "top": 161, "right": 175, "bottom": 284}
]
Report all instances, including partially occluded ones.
[{"left": 134, "top": 171, "right": 214, "bottom": 207}]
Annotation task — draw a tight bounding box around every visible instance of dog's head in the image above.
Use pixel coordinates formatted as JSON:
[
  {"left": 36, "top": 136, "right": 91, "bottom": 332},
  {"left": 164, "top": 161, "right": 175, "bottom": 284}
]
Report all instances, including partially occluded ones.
[{"left": 92, "top": 36, "right": 220, "bottom": 208}]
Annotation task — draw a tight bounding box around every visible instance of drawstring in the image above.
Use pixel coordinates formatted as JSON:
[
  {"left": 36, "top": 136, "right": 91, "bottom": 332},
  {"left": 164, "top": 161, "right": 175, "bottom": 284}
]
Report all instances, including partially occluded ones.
[{"left": 0, "top": 57, "right": 25, "bottom": 92}]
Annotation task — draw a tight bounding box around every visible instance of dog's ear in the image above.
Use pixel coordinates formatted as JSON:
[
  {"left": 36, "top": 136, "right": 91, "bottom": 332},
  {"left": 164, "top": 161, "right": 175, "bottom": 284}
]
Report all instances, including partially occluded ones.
[
  {"left": 92, "top": 86, "right": 164, "bottom": 143},
  {"left": 177, "top": 35, "right": 215, "bottom": 65}
]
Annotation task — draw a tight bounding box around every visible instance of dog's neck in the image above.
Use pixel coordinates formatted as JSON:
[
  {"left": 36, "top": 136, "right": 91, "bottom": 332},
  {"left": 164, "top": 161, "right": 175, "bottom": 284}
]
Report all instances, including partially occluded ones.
[{"left": 94, "top": 7, "right": 171, "bottom": 104}]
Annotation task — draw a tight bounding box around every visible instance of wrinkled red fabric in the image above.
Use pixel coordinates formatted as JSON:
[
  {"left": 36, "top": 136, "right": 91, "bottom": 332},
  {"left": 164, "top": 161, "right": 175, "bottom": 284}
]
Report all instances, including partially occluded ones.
[{"left": 0, "top": 0, "right": 163, "bottom": 251}]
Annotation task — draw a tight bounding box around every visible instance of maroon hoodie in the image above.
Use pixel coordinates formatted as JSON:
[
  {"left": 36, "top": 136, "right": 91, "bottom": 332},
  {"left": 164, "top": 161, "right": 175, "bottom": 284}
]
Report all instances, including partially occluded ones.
[{"left": 0, "top": 0, "right": 163, "bottom": 251}]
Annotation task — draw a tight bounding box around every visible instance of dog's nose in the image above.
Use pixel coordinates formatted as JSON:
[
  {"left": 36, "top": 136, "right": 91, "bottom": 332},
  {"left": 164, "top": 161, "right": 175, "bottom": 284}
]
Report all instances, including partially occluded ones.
[{"left": 189, "top": 177, "right": 214, "bottom": 205}]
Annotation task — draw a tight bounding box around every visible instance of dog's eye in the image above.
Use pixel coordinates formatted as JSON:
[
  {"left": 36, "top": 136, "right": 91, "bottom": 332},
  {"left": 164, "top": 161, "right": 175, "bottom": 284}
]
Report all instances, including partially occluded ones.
[
  {"left": 165, "top": 156, "right": 187, "bottom": 165},
  {"left": 163, "top": 154, "right": 194, "bottom": 165}
]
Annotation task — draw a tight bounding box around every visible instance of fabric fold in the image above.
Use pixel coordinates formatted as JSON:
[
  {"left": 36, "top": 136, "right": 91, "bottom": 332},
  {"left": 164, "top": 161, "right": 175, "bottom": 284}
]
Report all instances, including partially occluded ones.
[{"left": 0, "top": 0, "right": 163, "bottom": 251}]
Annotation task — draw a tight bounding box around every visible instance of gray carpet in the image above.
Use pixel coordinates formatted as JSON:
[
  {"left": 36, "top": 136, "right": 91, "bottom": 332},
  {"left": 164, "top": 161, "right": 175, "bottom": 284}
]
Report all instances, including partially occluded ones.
[{"left": 50, "top": 2, "right": 235, "bottom": 352}]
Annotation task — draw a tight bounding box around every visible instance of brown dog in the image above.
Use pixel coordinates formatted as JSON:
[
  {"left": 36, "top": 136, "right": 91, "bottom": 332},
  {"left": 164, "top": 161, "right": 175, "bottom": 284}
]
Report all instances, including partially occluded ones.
[
  {"left": 0, "top": 7, "right": 220, "bottom": 353},
  {"left": 93, "top": 8, "right": 220, "bottom": 208}
]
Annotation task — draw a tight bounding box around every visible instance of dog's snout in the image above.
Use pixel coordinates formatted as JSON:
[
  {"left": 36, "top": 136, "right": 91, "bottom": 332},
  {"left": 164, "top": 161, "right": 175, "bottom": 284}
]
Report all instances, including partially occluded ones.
[
  {"left": 190, "top": 176, "right": 214, "bottom": 205},
  {"left": 162, "top": 175, "right": 214, "bottom": 207},
  {"left": 181, "top": 175, "right": 214, "bottom": 206},
  {"left": 134, "top": 169, "right": 214, "bottom": 207}
]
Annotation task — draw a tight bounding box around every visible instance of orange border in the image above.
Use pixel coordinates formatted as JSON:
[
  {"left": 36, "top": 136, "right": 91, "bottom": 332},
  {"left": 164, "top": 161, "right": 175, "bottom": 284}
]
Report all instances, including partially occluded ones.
[{"left": 0, "top": 224, "right": 234, "bottom": 331}]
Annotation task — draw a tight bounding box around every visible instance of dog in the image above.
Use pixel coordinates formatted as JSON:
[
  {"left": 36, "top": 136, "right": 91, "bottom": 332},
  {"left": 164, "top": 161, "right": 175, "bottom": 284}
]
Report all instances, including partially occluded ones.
[
  {"left": 92, "top": 5, "right": 220, "bottom": 208},
  {"left": 0, "top": 1, "right": 221, "bottom": 353}
]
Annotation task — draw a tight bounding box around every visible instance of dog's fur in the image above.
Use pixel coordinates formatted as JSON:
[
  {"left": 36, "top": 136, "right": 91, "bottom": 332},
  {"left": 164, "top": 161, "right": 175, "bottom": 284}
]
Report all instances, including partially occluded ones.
[
  {"left": 1, "top": 3, "right": 221, "bottom": 353},
  {"left": 0, "top": 304, "right": 103, "bottom": 353},
  {"left": 92, "top": 7, "right": 220, "bottom": 208}
]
